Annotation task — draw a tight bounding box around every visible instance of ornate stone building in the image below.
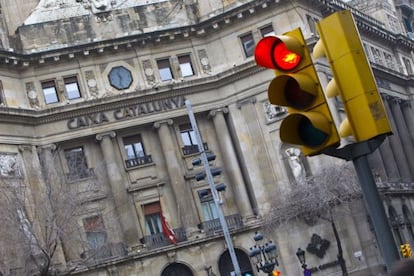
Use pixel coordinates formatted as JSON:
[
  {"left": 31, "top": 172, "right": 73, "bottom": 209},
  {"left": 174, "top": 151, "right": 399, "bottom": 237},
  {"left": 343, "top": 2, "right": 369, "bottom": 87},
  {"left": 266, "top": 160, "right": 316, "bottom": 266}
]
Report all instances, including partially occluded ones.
[{"left": 0, "top": 0, "right": 414, "bottom": 275}]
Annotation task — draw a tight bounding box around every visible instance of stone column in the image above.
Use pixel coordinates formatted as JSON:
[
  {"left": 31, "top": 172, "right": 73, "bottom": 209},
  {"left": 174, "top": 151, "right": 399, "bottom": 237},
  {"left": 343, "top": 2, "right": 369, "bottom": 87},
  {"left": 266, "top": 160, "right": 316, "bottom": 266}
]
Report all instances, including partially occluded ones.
[
  {"left": 383, "top": 97, "right": 412, "bottom": 182},
  {"left": 390, "top": 99, "right": 414, "bottom": 179},
  {"left": 153, "top": 120, "right": 199, "bottom": 232},
  {"left": 209, "top": 108, "right": 254, "bottom": 219},
  {"left": 402, "top": 101, "right": 414, "bottom": 145},
  {"left": 19, "top": 145, "right": 67, "bottom": 266},
  {"left": 96, "top": 131, "right": 142, "bottom": 247},
  {"left": 235, "top": 97, "right": 275, "bottom": 215}
]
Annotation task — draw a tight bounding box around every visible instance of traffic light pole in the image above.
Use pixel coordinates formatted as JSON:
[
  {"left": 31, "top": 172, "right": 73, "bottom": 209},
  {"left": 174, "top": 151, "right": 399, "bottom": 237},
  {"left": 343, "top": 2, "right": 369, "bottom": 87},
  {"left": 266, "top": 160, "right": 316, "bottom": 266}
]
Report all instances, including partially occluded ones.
[
  {"left": 323, "top": 135, "right": 400, "bottom": 272},
  {"left": 185, "top": 100, "right": 242, "bottom": 276}
]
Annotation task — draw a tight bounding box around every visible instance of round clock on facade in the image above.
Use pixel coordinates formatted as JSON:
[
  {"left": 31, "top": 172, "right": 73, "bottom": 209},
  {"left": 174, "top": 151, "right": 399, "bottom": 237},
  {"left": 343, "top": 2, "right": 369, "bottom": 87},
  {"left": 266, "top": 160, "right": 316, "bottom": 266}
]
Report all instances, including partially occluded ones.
[{"left": 108, "top": 66, "right": 133, "bottom": 90}]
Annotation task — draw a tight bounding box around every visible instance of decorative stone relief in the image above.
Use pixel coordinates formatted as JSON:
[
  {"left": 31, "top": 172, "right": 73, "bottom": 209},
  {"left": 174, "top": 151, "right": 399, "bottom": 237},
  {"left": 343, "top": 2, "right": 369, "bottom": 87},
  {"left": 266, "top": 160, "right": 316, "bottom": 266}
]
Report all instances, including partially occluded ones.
[
  {"left": 85, "top": 70, "right": 99, "bottom": 98},
  {"left": 142, "top": 59, "right": 156, "bottom": 85},
  {"left": 197, "top": 49, "right": 211, "bottom": 73},
  {"left": 0, "top": 153, "right": 21, "bottom": 178},
  {"left": 263, "top": 101, "right": 286, "bottom": 123},
  {"left": 25, "top": 82, "right": 40, "bottom": 109},
  {"left": 285, "top": 147, "right": 306, "bottom": 184}
]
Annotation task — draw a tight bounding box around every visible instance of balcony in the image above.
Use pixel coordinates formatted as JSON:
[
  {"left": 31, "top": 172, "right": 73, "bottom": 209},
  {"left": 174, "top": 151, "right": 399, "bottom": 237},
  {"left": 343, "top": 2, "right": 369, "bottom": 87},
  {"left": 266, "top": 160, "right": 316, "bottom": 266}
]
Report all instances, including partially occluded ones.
[
  {"left": 182, "top": 143, "right": 208, "bottom": 156},
  {"left": 80, "top": 242, "right": 127, "bottom": 263},
  {"left": 141, "top": 227, "right": 187, "bottom": 250},
  {"left": 65, "top": 167, "right": 95, "bottom": 183},
  {"left": 125, "top": 154, "right": 153, "bottom": 168},
  {"left": 199, "top": 214, "right": 243, "bottom": 236}
]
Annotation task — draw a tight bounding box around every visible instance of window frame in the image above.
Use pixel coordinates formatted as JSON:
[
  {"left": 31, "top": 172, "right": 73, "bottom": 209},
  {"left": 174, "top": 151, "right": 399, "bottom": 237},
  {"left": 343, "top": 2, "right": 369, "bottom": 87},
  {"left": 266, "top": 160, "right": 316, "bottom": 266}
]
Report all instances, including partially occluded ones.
[
  {"left": 41, "top": 80, "right": 59, "bottom": 104},
  {"left": 157, "top": 58, "right": 174, "bottom": 81},
  {"left": 240, "top": 32, "right": 255, "bottom": 58},
  {"left": 64, "top": 76, "right": 82, "bottom": 100},
  {"left": 178, "top": 54, "right": 195, "bottom": 77}
]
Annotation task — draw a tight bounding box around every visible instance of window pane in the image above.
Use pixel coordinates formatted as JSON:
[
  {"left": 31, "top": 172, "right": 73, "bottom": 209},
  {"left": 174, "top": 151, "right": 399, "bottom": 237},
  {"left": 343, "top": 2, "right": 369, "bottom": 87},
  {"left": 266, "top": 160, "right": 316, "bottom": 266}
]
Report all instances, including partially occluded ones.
[
  {"left": 124, "top": 144, "right": 135, "bottom": 159},
  {"left": 43, "top": 86, "right": 59, "bottom": 104},
  {"left": 240, "top": 33, "right": 254, "bottom": 57},
  {"left": 64, "top": 146, "right": 89, "bottom": 176},
  {"left": 189, "top": 131, "right": 198, "bottom": 145},
  {"left": 179, "top": 55, "right": 194, "bottom": 77},
  {"left": 157, "top": 59, "right": 173, "bottom": 81},
  {"left": 65, "top": 78, "right": 81, "bottom": 99},
  {"left": 159, "top": 68, "right": 173, "bottom": 81},
  {"left": 181, "top": 132, "right": 192, "bottom": 146},
  {"left": 260, "top": 25, "right": 275, "bottom": 37},
  {"left": 123, "top": 135, "right": 146, "bottom": 159}
]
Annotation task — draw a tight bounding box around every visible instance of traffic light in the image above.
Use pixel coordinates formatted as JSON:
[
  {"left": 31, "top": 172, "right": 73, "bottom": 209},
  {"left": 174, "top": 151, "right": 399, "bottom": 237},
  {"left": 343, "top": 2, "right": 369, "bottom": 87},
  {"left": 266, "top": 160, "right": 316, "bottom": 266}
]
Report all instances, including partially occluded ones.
[
  {"left": 272, "top": 270, "right": 281, "bottom": 276},
  {"left": 401, "top": 243, "right": 413, "bottom": 258},
  {"left": 254, "top": 28, "right": 339, "bottom": 156},
  {"left": 313, "top": 10, "right": 392, "bottom": 142}
]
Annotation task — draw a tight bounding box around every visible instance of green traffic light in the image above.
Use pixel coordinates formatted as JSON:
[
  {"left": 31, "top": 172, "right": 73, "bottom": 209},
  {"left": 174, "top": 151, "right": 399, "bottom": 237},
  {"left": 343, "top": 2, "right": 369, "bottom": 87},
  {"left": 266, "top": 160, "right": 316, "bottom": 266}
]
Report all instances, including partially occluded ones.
[{"left": 299, "top": 118, "right": 328, "bottom": 147}]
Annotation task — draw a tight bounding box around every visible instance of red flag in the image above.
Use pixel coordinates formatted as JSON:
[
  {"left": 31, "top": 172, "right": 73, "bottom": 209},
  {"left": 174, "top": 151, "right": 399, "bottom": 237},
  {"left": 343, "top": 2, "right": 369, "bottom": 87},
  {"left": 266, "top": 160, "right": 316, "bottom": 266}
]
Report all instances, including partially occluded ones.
[{"left": 161, "top": 208, "right": 177, "bottom": 244}]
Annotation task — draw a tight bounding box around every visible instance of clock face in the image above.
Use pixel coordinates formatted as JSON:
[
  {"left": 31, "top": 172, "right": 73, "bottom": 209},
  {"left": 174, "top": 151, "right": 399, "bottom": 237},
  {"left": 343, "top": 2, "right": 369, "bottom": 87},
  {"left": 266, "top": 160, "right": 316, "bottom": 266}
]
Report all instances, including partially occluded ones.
[{"left": 108, "top": 66, "right": 133, "bottom": 90}]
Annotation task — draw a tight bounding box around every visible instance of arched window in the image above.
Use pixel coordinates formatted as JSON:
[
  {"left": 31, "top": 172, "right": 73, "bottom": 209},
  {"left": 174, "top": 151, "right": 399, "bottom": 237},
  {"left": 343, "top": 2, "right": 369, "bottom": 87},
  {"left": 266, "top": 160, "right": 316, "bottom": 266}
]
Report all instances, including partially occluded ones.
[
  {"left": 218, "top": 248, "right": 254, "bottom": 276},
  {"left": 161, "top": 262, "right": 193, "bottom": 276}
]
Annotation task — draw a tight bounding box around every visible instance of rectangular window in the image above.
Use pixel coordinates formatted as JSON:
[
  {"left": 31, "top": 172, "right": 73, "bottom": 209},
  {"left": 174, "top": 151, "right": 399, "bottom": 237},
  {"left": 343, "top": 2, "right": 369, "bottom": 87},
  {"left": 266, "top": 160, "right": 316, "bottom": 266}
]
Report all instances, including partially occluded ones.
[
  {"left": 123, "top": 135, "right": 152, "bottom": 168},
  {"left": 240, "top": 32, "right": 255, "bottom": 58},
  {"left": 143, "top": 202, "right": 162, "bottom": 235},
  {"left": 42, "top": 80, "right": 59, "bottom": 104},
  {"left": 199, "top": 190, "right": 219, "bottom": 221},
  {"left": 64, "top": 76, "right": 81, "bottom": 100},
  {"left": 179, "top": 124, "right": 198, "bottom": 146},
  {"left": 260, "top": 25, "right": 275, "bottom": 37},
  {"left": 178, "top": 55, "right": 195, "bottom": 77},
  {"left": 64, "top": 146, "right": 90, "bottom": 180},
  {"left": 157, "top": 58, "right": 173, "bottom": 81},
  {"left": 83, "top": 215, "right": 111, "bottom": 259}
]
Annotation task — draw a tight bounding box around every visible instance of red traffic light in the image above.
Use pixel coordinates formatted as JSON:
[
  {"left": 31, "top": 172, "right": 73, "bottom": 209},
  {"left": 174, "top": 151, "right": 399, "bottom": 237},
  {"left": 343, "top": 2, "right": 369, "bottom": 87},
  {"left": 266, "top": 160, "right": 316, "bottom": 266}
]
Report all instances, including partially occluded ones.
[{"left": 254, "top": 36, "right": 302, "bottom": 70}]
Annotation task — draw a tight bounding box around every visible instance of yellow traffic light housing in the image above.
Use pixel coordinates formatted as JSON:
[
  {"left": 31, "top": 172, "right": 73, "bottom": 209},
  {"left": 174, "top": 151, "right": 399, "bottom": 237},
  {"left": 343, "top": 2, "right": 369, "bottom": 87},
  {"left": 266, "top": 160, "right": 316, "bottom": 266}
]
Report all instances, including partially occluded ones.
[
  {"left": 401, "top": 243, "right": 413, "bottom": 258},
  {"left": 314, "top": 10, "right": 392, "bottom": 142},
  {"left": 255, "top": 28, "right": 339, "bottom": 156}
]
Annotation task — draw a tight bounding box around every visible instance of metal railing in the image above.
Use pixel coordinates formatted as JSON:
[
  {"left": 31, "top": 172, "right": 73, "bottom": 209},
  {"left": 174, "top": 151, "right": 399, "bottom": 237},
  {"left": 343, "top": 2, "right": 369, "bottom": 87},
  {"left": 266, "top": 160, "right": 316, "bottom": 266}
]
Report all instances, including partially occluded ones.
[
  {"left": 142, "top": 227, "right": 187, "bottom": 250},
  {"left": 81, "top": 242, "right": 127, "bottom": 262},
  {"left": 200, "top": 214, "right": 243, "bottom": 236},
  {"left": 125, "top": 154, "right": 153, "bottom": 168},
  {"left": 182, "top": 143, "right": 208, "bottom": 155}
]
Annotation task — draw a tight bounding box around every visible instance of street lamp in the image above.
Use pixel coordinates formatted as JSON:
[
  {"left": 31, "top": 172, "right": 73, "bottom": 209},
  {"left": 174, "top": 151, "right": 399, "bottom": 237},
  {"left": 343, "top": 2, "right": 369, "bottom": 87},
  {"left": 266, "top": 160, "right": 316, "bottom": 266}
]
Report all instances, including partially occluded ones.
[
  {"left": 248, "top": 231, "right": 279, "bottom": 275},
  {"left": 296, "top": 248, "right": 311, "bottom": 276}
]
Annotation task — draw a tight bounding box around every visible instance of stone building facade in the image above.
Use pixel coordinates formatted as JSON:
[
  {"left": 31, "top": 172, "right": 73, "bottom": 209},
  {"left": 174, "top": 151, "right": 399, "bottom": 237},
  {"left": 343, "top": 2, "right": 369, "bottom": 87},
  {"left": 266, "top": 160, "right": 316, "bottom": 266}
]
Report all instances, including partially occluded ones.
[{"left": 0, "top": 0, "right": 413, "bottom": 275}]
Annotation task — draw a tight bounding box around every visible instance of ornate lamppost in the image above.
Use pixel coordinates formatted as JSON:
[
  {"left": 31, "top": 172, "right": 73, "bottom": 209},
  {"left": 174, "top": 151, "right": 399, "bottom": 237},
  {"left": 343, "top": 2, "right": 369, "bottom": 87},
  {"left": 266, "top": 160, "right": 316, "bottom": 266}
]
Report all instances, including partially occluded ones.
[
  {"left": 296, "top": 248, "right": 311, "bottom": 276},
  {"left": 248, "top": 231, "right": 279, "bottom": 275}
]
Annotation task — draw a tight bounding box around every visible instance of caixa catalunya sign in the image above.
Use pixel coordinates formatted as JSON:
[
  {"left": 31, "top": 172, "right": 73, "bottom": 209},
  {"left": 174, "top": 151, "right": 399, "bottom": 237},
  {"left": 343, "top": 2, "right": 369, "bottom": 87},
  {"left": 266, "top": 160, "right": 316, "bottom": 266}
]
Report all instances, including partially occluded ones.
[{"left": 67, "top": 95, "right": 185, "bottom": 130}]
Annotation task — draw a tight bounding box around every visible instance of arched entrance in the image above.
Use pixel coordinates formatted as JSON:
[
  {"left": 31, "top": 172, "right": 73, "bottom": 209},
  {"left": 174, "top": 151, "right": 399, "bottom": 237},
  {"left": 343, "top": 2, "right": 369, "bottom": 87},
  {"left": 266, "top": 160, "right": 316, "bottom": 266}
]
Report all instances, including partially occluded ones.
[
  {"left": 218, "top": 248, "right": 254, "bottom": 276},
  {"left": 161, "top": 262, "right": 193, "bottom": 276}
]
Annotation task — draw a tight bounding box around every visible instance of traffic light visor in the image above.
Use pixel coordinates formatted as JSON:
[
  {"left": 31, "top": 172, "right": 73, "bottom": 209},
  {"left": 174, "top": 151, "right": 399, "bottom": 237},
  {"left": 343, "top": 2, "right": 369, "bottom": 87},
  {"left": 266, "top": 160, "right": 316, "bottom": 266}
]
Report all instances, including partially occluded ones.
[
  {"left": 280, "top": 112, "right": 331, "bottom": 147},
  {"left": 268, "top": 74, "right": 316, "bottom": 109},
  {"left": 255, "top": 36, "right": 302, "bottom": 70}
]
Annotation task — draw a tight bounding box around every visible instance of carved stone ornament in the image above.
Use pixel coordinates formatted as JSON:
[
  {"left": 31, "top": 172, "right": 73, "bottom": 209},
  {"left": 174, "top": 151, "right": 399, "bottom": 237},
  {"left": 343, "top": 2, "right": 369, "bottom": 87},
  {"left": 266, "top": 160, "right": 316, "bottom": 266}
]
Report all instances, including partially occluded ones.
[{"left": 0, "top": 153, "right": 21, "bottom": 178}]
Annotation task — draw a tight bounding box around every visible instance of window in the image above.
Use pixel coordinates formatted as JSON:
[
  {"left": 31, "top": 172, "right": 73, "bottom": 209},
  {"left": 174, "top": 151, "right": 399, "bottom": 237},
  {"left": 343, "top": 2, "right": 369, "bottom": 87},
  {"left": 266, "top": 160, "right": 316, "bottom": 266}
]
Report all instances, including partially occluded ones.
[
  {"left": 157, "top": 58, "right": 173, "bottom": 81},
  {"left": 180, "top": 124, "right": 197, "bottom": 146},
  {"left": 260, "top": 25, "right": 275, "bottom": 37},
  {"left": 64, "top": 76, "right": 81, "bottom": 100},
  {"left": 64, "top": 146, "right": 91, "bottom": 180},
  {"left": 240, "top": 32, "right": 255, "bottom": 57},
  {"left": 178, "top": 55, "right": 195, "bottom": 77},
  {"left": 143, "top": 202, "right": 162, "bottom": 235},
  {"left": 199, "top": 190, "right": 219, "bottom": 221},
  {"left": 403, "top": 57, "right": 413, "bottom": 75},
  {"left": 41, "top": 80, "right": 59, "bottom": 104},
  {"left": 123, "top": 135, "right": 152, "bottom": 167},
  {"left": 83, "top": 215, "right": 110, "bottom": 259}
]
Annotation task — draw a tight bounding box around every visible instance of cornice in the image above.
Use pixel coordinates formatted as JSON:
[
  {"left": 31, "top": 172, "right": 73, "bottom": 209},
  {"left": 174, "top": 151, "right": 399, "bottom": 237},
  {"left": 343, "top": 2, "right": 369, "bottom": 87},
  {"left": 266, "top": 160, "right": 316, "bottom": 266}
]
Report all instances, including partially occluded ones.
[
  {"left": 0, "top": 59, "right": 260, "bottom": 124},
  {"left": 0, "top": 0, "right": 278, "bottom": 67}
]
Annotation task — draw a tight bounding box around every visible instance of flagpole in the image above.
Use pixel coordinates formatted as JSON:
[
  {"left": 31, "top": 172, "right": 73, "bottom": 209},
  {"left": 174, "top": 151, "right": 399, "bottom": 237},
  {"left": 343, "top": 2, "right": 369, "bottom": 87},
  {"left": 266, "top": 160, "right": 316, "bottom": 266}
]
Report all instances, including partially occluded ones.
[{"left": 185, "top": 100, "right": 242, "bottom": 276}]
